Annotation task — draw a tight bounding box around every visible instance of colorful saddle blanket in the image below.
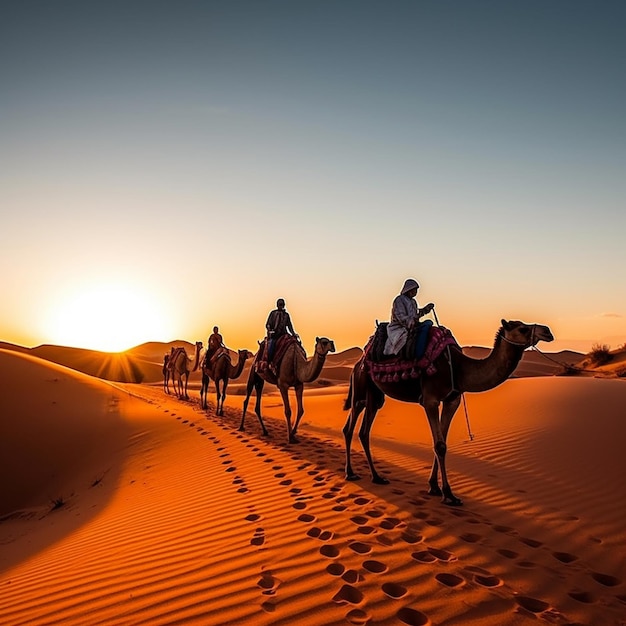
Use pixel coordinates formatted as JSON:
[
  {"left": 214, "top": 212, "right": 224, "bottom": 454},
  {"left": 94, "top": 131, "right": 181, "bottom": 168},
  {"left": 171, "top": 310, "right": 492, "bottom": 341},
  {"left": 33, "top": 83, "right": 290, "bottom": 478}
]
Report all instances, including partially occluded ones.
[
  {"left": 364, "top": 324, "right": 458, "bottom": 382},
  {"left": 255, "top": 334, "right": 304, "bottom": 375}
]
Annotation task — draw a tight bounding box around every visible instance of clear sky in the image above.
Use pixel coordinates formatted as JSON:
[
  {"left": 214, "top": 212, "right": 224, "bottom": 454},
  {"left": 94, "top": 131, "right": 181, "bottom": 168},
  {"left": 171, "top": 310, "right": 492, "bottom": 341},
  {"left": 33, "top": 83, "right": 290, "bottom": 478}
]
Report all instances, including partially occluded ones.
[{"left": 1, "top": 0, "right": 625, "bottom": 353}]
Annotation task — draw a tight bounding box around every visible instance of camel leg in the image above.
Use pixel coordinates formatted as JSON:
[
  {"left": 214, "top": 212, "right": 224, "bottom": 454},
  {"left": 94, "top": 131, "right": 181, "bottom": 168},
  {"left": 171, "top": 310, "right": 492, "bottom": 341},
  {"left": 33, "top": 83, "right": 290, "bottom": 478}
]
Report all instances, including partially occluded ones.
[
  {"left": 200, "top": 374, "right": 208, "bottom": 410},
  {"left": 221, "top": 379, "right": 229, "bottom": 416},
  {"left": 359, "top": 389, "right": 389, "bottom": 485},
  {"left": 278, "top": 384, "right": 296, "bottom": 443},
  {"left": 214, "top": 379, "right": 221, "bottom": 414},
  {"left": 240, "top": 372, "right": 269, "bottom": 436},
  {"left": 290, "top": 383, "right": 305, "bottom": 443},
  {"left": 343, "top": 401, "right": 365, "bottom": 481},
  {"left": 424, "top": 398, "right": 462, "bottom": 506},
  {"left": 184, "top": 372, "right": 190, "bottom": 400}
]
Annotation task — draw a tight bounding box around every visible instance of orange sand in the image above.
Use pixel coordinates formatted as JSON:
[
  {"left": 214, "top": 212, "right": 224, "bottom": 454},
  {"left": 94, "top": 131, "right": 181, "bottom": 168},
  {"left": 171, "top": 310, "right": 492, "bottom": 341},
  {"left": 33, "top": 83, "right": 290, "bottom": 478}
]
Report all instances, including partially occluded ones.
[{"left": 1, "top": 346, "right": 625, "bottom": 625}]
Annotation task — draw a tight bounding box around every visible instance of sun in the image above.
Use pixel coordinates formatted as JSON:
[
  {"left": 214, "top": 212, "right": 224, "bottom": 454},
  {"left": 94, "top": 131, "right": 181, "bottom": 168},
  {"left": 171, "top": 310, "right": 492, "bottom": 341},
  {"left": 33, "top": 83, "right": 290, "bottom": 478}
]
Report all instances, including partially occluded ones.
[{"left": 46, "top": 283, "right": 172, "bottom": 352}]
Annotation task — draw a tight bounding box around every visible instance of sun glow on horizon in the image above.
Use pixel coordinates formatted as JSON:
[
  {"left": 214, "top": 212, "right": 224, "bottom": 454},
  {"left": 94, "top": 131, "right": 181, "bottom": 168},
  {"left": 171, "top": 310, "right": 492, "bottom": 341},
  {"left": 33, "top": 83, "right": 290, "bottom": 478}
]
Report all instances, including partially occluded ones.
[{"left": 45, "top": 283, "right": 172, "bottom": 352}]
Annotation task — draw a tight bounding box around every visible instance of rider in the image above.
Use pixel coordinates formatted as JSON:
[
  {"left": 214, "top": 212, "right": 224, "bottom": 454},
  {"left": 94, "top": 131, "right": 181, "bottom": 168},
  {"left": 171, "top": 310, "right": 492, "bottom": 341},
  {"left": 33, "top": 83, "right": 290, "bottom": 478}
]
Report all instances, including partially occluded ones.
[
  {"left": 205, "top": 326, "right": 224, "bottom": 364},
  {"left": 384, "top": 278, "right": 434, "bottom": 356},
  {"left": 265, "top": 298, "right": 299, "bottom": 370}
]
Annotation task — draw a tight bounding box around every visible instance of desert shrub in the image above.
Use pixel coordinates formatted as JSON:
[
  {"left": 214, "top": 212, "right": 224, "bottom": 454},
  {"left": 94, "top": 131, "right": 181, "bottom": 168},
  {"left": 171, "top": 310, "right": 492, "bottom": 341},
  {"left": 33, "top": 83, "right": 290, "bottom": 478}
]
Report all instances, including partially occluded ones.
[
  {"left": 616, "top": 365, "right": 626, "bottom": 378},
  {"left": 588, "top": 343, "right": 613, "bottom": 366}
]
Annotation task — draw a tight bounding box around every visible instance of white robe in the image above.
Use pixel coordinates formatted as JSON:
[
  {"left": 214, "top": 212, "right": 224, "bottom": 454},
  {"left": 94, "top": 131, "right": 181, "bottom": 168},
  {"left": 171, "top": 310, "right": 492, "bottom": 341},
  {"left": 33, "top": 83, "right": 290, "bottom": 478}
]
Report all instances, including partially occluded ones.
[{"left": 384, "top": 293, "right": 419, "bottom": 355}]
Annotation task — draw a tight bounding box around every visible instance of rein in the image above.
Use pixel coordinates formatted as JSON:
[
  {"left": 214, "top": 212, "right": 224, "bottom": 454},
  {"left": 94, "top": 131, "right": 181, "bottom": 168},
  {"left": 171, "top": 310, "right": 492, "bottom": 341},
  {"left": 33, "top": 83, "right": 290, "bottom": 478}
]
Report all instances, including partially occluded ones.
[
  {"left": 432, "top": 307, "right": 474, "bottom": 441},
  {"left": 499, "top": 324, "right": 537, "bottom": 348}
]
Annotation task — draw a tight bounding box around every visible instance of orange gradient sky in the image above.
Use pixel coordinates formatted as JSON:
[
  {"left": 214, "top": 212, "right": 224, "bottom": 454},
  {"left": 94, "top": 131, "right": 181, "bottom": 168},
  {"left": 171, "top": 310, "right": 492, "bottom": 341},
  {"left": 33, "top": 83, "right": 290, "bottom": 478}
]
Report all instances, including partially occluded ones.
[{"left": 1, "top": 1, "right": 625, "bottom": 354}]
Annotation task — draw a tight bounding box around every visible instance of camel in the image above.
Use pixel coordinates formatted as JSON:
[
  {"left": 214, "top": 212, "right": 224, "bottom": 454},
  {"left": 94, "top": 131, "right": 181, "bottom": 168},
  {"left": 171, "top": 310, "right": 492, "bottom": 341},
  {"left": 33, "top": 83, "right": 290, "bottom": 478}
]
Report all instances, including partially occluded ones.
[
  {"left": 240, "top": 336, "right": 336, "bottom": 443},
  {"left": 162, "top": 353, "right": 170, "bottom": 392},
  {"left": 200, "top": 348, "right": 253, "bottom": 414},
  {"left": 343, "top": 320, "right": 554, "bottom": 506},
  {"left": 167, "top": 342, "right": 202, "bottom": 400}
]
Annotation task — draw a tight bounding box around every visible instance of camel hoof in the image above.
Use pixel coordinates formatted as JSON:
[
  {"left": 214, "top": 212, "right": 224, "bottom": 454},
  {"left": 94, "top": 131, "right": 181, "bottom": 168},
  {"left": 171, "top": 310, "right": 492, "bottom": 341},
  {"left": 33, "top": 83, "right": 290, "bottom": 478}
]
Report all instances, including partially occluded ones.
[
  {"left": 442, "top": 495, "right": 463, "bottom": 507},
  {"left": 428, "top": 485, "right": 443, "bottom": 497},
  {"left": 373, "top": 476, "right": 390, "bottom": 485},
  {"left": 346, "top": 473, "right": 361, "bottom": 482},
  {"left": 289, "top": 436, "right": 300, "bottom": 444}
]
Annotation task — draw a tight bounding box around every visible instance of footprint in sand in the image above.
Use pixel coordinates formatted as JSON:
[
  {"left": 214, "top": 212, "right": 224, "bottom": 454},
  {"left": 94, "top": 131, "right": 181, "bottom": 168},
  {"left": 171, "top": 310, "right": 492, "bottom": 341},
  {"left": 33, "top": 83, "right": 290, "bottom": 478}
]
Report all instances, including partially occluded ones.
[
  {"left": 514, "top": 595, "right": 550, "bottom": 614},
  {"left": 292, "top": 502, "right": 307, "bottom": 510},
  {"left": 363, "top": 559, "right": 388, "bottom": 574},
  {"left": 297, "top": 513, "right": 316, "bottom": 523},
  {"left": 345, "top": 608, "right": 371, "bottom": 625},
  {"left": 551, "top": 551, "right": 578, "bottom": 564},
  {"left": 493, "top": 525, "right": 515, "bottom": 534},
  {"left": 350, "top": 515, "right": 370, "bottom": 525},
  {"left": 396, "top": 607, "right": 431, "bottom": 625},
  {"left": 348, "top": 541, "right": 372, "bottom": 555},
  {"left": 401, "top": 531, "right": 423, "bottom": 545},
  {"left": 320, "top": 544, "right": 341, "bottom": 558},
  {"left": 377, "top": 534, "right": 394, "bottom": 547},
  {"left": 380, "top": 517, "right": 402, "bottom": 530},
  {"left": 342, "top": 569, "right": 363, "bottom": 584},
  {"left": 332, "top": 584, "right": 364, "bottom": 604},
  {"left": 464, "top": 566, "right": 503, "bottom": 588},
  {"left": 459, "top": 532, "right": 481, "bottom": 543},
  {"left": 568, "top": 589, "right": 595, "bottom": 603},
  {"left": 412, "top": 547, "right": 457, "bottom": 563},
  {"left": 519, "top": 537, "right": 542, "bottom": 548},
  {"left": 591, "top": 572, "right": 621, "bottom": 587},
  {"left": 327, "top": 562, "right": 345, "bottom": 576},
  {"left": 382, "top": 582, "right": 408, "bottom": 598},
  {"left": 250, "top": 528, "right": 265, "bottom": 546},
  {"left": 473, "top": 574, "right": 503, "bottom": 588},
  {"left": 257, "top": 572, "right": 279, "bottom": 595},
  {"left": 496, "top": 548, "right": 519, "bottom": 559},
  {"left": 435, "top": 573, "right": 465, "bottom": 588}
]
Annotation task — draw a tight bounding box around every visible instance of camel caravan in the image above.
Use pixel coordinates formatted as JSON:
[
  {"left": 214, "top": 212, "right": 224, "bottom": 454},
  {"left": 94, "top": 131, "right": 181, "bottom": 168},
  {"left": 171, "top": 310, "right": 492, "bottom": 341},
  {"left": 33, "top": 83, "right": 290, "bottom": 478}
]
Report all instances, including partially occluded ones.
[{"left": 162, "top": 284, "right": 554, "bottom": 505}]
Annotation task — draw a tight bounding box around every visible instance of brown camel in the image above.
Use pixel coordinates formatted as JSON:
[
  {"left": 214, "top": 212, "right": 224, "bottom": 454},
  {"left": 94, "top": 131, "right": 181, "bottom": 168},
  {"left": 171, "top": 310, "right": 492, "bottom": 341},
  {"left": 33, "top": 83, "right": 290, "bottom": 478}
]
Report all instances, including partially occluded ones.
[
  {"left": 343, "top": 320, "right": 554, "bottom": 506},
  {"left": 167, "top": 342, "right": 202, "bottom": 400},
  {"left": 162, "top": 353, "right": 170, "bottom": 392},
  {"left": 240, "top": 337, "right": 336, "bottom": 443},
  {"left": 200, "top": 349, "right": 253, "bottom": 414}
]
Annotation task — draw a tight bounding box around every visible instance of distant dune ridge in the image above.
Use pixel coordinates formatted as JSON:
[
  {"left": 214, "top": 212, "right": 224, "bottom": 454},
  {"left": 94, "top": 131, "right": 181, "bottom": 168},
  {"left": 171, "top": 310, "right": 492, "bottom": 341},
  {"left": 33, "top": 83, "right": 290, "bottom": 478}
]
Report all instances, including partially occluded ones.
[{"left": 1, "top": 338, "right": 625, "bottom": 625}]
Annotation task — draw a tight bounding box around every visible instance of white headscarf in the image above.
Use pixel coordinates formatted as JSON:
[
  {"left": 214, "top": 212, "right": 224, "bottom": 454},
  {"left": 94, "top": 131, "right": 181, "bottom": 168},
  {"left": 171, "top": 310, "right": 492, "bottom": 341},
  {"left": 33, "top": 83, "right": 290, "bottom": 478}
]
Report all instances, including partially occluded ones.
[{"left": 401, "top": 278, "right": 419, "bottom": 295}]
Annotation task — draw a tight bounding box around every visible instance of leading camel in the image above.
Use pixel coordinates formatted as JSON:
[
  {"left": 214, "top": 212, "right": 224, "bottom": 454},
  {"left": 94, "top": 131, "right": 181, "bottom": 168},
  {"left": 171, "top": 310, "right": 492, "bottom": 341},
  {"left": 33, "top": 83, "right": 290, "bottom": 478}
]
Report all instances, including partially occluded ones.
[
  {"left": 200, "top": 348, "right": 253, "bottom": 414},
  {"left": 167, "top": 342, "right": 203, "bottom": 401},
  {"left": 240, "top": 337, "right": 336, "bottom": 443},
  {"left": 343, "top": 320, "right": 553, "bottom": 506}
]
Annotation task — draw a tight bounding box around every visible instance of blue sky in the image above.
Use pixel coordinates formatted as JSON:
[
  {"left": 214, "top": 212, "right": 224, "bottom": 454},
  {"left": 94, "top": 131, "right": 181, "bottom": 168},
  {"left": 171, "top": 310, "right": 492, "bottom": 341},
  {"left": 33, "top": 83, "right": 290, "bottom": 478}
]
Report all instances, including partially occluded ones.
[{"left": 1, "top": 1, "right": 625, "bottom": 352}]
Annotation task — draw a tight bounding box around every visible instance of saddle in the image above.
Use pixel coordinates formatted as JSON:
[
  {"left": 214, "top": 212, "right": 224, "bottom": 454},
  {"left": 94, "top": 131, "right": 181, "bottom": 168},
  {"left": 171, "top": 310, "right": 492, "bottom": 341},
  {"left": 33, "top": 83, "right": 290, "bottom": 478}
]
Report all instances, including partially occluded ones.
[
  {"left": 367, "top": 321, "right": 433, "bottom": 362},
  {"left": 255, "top": 334, "right": 304, "bottom": 376},
  {"left": 364, "top": 322, "right": 459, "bottom": 383}
]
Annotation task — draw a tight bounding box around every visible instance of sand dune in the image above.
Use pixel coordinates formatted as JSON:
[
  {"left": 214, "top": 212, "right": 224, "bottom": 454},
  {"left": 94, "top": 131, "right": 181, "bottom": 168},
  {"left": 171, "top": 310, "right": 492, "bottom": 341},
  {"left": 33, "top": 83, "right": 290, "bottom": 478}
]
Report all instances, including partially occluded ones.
[{"left": 1, "top": 344, "right": 625, "bottom": 625}]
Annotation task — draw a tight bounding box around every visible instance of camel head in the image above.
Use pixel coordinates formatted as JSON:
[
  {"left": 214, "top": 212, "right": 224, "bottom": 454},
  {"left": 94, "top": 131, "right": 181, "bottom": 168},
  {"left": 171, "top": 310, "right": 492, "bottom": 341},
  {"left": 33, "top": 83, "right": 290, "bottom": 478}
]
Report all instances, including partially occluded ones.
[
  {"left": 314, "top": 337, "right": 336, "bottom": 355},
  {"left": 238, "top": 349, "right": 254, "bottom": 360},
  {"left": 500, "top": 320, "right": 554, "bottom": 349}
]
